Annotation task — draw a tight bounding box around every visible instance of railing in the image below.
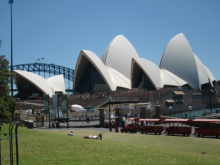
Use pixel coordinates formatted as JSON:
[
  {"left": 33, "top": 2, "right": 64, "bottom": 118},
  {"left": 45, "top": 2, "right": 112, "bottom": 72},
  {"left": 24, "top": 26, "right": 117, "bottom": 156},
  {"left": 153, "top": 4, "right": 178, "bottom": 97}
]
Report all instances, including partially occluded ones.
[{"left": 0, "top": 123, "right": 19, "bottom": 165}]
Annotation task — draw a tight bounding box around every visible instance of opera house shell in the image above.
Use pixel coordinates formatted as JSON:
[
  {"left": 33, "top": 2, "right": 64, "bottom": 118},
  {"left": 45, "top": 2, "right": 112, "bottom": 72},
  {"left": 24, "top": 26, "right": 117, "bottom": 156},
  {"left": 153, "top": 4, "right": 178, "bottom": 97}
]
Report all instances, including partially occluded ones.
[
  {"left": 73, "top": 33, "right": 215, "bottom": 93},
  {"left": 13, "top": 70, "right": 65, "bottom": 99},
  {"left": 160, "top": 33, "right": 215, "bottom": 90}
]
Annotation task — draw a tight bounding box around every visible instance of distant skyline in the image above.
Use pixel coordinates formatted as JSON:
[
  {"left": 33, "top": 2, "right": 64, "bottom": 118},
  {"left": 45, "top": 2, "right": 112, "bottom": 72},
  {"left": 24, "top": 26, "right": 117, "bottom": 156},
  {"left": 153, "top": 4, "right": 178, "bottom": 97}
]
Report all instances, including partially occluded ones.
[{"left": 0, "top": 0, "right": 219, "bottom": 80}]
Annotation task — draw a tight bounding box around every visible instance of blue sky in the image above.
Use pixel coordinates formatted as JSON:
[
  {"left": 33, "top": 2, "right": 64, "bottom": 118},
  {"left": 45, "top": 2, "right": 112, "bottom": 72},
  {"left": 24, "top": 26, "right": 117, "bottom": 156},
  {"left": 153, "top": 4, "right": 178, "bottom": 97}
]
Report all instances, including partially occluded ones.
[{"left": 0, "top": 0, "right": 220, "bottom": 80}]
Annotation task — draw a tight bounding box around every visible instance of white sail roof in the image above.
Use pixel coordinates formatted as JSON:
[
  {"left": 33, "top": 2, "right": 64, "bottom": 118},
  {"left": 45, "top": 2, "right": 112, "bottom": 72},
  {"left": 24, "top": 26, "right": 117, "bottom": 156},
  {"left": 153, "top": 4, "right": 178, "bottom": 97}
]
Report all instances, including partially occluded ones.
[
  {"left": 13, "top": 70, "right": 65, "bottom": 97},
  {"left": 160, "top": 33, "right": 200, "bottom": 89},
  {"left": 73, "top": 34, "right": 215, "bottom": 92},
  {"left": 101, "top": 35, "right": 139, "bottom": 79},
  {"left": 160, "top": 33, "right": 215, "bottom": 89}
]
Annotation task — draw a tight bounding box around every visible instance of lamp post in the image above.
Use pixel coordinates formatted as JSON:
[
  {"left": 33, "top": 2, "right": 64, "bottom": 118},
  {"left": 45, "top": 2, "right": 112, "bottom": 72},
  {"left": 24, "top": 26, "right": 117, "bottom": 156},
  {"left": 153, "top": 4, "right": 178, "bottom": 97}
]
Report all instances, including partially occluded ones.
[
  {"left": 67, "top": 106, "right": 69, "bottom": 129},
  {"left": 169, "top": 106, "right": 172, "bottom": 118},
  {"left": 49, "top": 108, "right": 51, "bottom": 128},
  {"left": 9, "top": 0, "right": 14, "bottom": 96},
  {"left": 107, "top": 91, "right": 112, "bottom": 132},
  {"left": 209, "top": 78, "right": 213, "bottom": 114},
  {"left": 188, "top": 105, "right": 192, "bottom": 119}
]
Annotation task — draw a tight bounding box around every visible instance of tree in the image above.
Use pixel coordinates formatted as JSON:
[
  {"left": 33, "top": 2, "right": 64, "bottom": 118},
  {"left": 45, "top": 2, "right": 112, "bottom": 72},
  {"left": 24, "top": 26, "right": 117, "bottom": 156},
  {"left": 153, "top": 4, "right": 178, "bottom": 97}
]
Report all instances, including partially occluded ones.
[{"left": 0, "top": 55, "right": 15, "bottom": 123}]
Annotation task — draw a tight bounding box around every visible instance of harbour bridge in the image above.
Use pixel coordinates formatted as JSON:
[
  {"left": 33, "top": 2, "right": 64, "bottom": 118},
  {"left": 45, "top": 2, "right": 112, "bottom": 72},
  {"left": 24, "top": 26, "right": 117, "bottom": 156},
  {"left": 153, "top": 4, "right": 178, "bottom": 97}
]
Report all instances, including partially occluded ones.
[{"left": 11, "top": 63, "right": 74, "bottom": 93}]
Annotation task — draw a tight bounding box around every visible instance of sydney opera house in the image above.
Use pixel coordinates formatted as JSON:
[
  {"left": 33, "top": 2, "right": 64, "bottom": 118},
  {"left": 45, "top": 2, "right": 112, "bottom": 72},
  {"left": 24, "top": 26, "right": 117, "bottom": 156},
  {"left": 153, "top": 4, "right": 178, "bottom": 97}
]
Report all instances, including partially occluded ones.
[
  {"left": 73, "top": 33, "right": 215, "bottom": 93},
  {"left": 13, "top": 70, "right": 65, "bottom": 99},
  {"left": 13, "top": 33, "right": 217, "bottom": 100}
]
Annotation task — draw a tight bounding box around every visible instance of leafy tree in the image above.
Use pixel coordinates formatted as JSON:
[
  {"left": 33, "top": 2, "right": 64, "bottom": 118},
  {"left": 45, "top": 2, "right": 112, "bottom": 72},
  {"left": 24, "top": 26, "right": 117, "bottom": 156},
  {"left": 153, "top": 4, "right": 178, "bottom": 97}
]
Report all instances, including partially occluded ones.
[{"left": 0, "top": 55, "right": 15, "bottom": 123}]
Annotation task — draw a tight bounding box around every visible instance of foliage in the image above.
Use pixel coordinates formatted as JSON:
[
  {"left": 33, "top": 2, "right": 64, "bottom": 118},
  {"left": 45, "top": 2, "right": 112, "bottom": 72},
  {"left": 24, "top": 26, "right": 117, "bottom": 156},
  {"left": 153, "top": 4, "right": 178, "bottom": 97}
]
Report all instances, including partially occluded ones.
[
  {"left": 0, "top": 55, "right": 15, "bottom": 123},
  {"left": 1, "top": 126, "right": 220, "bottom": 165}
]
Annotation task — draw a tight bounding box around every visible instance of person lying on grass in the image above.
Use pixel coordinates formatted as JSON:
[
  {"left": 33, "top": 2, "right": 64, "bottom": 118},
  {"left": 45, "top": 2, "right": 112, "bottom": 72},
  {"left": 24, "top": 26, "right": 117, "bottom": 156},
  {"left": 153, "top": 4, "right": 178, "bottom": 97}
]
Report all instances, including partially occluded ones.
[
  {"left": 83, "top": 133, "right": 102, "bottom": 140},
  {"left": 68, "top": 131, "right": 73, "bottom": 136}
]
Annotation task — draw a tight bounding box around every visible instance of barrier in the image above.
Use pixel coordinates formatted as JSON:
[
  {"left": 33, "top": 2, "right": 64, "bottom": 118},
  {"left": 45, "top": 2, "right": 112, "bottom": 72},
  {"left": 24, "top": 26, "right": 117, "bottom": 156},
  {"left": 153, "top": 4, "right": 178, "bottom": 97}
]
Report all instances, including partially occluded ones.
[{"left": 0, "top": 123, "right": 19, "bottom": 165}]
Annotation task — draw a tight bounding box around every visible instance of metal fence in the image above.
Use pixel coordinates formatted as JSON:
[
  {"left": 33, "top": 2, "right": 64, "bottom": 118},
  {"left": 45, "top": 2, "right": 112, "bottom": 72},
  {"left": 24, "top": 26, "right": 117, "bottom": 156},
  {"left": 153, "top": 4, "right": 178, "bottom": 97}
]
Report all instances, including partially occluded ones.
[{"left": 0, "top": 123, "right": 19, "bottom": 165}]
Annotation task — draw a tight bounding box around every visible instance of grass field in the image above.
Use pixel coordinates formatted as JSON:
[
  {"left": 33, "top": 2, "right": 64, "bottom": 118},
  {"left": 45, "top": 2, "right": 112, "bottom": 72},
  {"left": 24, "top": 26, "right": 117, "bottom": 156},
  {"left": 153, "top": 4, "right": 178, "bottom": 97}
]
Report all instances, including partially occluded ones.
[{"left": 1, "top": 125, "right": 220, "bottom": 165}]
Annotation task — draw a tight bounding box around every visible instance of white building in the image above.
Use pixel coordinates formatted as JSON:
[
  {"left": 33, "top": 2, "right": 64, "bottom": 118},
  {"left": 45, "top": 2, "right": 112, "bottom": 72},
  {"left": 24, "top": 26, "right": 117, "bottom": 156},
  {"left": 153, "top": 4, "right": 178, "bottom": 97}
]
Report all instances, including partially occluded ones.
[{"left": 73, "top": 34, "right": 215, "bottom": 93}]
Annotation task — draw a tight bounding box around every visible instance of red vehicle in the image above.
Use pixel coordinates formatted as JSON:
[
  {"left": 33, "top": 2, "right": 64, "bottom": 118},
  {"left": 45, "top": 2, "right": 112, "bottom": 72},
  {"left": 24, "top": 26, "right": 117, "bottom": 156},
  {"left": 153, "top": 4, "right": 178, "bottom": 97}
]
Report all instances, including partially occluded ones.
[
  {"left": 193, "top": 119, "right": 220, "bottom": 138},
  {"left": 139, "top": 119, "right": 164, "bottom": 135},
  {"left": 164, "top": 119, "right": 192, "bottom": 136},
  {"left": 120, "top": 118, "right": 140, "bottom": 133}
]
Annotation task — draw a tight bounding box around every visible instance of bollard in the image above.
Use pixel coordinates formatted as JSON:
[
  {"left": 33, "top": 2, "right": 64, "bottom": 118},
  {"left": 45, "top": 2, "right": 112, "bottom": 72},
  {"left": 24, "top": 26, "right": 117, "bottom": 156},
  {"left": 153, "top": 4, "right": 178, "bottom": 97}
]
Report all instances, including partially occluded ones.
[{"left": 114, "top": 123, "right": 119, "bottom": 133}]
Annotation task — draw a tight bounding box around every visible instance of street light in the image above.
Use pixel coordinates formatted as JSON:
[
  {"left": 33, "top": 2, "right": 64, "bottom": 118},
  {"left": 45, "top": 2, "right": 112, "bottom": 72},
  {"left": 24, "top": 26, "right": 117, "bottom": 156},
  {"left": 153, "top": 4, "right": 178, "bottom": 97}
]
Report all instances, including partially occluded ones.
[
  {"left": 188, "top": 105, "right": 192, "bottom": 119},
  {"left": 169, "top": 106, "right": 172, "bottom": 118},
  {"left": 209, "top": 78, "right": 213, "bottom": 114},
  {"left": 107, "top": 91, "right": 112, "bottom": 132},
  {"left": 9, "top": 0, "right": 14, "bottom": 96}
]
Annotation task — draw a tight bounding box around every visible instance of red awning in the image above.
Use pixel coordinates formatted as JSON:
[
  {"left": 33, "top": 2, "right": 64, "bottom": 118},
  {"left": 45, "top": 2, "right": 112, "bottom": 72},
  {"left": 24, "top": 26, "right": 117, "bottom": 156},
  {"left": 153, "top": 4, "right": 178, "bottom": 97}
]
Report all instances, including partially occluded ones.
[
  {"left": 193, "top": 119, "right": 220, "bottom": 123},
  {"left": 164, "top": 119, "right": 191, "bottom": 122},
  {"left": 139, "top": 119, "right": 161, "bottom": 122}
]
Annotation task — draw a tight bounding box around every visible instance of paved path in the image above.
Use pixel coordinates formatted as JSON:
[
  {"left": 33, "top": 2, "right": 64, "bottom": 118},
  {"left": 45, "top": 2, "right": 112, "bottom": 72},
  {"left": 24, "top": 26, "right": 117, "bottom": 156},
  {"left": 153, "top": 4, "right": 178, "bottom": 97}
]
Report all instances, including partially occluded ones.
[
  {"left": 34, "top": 127, "right": 114, "bottom": 133},
  {"left": 34, "top": 120, "right": 116, "bottom": 133},
  {"left": 42, "top": 120, "right": 100, "bottom": 127}
]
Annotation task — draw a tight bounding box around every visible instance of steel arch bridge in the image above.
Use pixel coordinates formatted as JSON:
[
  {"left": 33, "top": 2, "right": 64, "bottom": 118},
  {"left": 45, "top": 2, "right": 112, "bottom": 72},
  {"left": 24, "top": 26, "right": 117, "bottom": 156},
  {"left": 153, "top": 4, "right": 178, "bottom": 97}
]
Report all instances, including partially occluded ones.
[{"left": 12, "top": 63, "right": 74, "bottom": 92}]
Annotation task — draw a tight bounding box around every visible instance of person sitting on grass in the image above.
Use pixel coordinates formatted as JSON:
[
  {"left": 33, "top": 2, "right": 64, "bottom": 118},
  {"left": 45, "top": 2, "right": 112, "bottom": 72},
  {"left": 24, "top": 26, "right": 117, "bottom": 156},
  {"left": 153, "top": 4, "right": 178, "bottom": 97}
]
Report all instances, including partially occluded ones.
[
  {"left": 84, "top": 133, "right": 102, "bottom": 140},
  {"left": 68, "top": 131, "right": 73, "bottom": 136}
]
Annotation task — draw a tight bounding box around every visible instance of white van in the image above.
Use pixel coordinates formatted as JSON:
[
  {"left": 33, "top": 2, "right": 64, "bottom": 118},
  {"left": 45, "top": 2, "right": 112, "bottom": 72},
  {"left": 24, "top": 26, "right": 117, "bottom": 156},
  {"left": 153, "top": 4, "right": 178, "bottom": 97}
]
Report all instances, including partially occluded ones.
[{"left": 69, "top": 104, "right": 87, "bottom": 112}]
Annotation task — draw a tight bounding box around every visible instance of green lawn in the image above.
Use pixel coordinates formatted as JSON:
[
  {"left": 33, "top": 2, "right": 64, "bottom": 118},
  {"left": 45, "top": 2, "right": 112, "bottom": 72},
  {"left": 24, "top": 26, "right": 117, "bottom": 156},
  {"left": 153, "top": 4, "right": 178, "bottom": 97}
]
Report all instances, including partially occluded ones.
[{"left": 1, "top": 125, "right": 220, "bottom": 165}]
